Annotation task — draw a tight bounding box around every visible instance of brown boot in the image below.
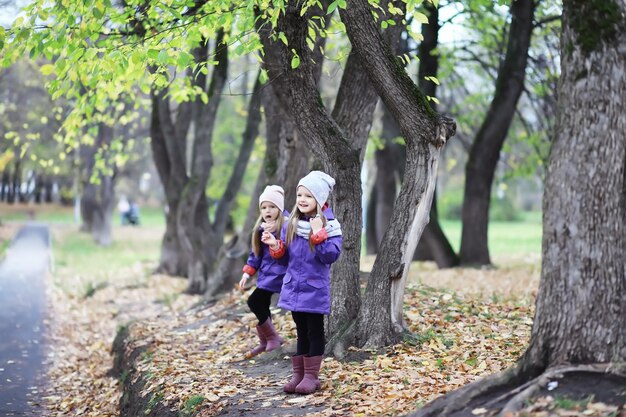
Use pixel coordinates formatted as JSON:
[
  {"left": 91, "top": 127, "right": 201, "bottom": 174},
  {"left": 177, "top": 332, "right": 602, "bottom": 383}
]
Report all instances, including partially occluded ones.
[
  {"left": 258, "top": 319, "right": 283, "bottom": 352},
  {"left": 295, "top": 356, "right": 323, "bottom": 394},
  {"left": 283, "top": 355, "right": 305, "bottom": 393}
]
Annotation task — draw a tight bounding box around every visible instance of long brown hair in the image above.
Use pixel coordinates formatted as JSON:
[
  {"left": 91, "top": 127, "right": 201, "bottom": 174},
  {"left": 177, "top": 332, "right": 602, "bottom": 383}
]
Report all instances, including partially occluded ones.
[
  {"left": 285, "top": 203, "right": 327, "bottom": 248},
  {"left": 251, "top": 210, "right": 285, "bottom": 257}
]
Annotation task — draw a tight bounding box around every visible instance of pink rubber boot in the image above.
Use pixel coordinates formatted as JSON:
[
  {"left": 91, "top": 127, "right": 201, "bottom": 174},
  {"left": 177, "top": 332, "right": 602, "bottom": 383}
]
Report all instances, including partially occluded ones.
[
  {"left": 258, "top": 319, "right": 283, "bottom": 352},
  {"left": 246, "top": 325, "right": 267, "bottom": 358},
  {"left": 283, "top": 355, "right": 305, "bottom": 393},
  {"left": 295, "top": 356, "right": 323, "bottom": 394}
]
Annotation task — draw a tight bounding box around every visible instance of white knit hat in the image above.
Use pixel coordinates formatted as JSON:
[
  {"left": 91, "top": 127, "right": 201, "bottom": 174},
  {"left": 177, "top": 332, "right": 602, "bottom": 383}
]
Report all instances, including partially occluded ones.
[
  {"left": 259, "top": 185, "right": 285, "bottom": 212},
  {"left": 297, "top": 171, "right": 335, "bottom": 207}
]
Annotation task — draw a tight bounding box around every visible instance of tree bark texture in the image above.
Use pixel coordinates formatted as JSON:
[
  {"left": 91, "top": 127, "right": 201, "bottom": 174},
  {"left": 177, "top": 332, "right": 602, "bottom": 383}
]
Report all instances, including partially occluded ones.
[
  {"left": 257, "top": 2, "right": 376, "bottom": 346},
  {"left": 150, "top": 87, "right": 188, "bottom": 277},
  {"left": 520, "top": 0, "right": 626, "bottom": 370},
  {"left": 412, "top": 3, "right": 459, "bottom": 268},
  {"left": 178, "top": 33, "right": 228, "bottom": 294},
  {"left": 340, "top": 0, "right": 455, "bottom": 348},
  {"left": 459, "top": 0, "right": 535, "bottom": 266},
  {"left": 409, "top": 2, "right": 626, "bottom": 415}
]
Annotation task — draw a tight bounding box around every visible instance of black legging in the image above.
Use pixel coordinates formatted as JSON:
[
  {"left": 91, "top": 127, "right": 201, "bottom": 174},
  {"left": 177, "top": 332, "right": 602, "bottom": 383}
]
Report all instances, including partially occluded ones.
[
  {"left": 247, "top": 288, "right": 273, "bottom": 325},
  {"left": 291, "top": 311, "right": 325, "bottom": 356}
]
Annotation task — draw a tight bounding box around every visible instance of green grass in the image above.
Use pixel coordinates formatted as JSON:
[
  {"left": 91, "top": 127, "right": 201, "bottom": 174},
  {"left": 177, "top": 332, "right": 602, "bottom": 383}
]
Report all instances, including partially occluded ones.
[
  {"left": 54, "top": 227, "right": 163, "bottom": 279},
  {"left": 0, "top": 203, "right": 166, "bottom": 227},
  {"left": 440, "top": 210, "right": 542, "bottom": 256}
]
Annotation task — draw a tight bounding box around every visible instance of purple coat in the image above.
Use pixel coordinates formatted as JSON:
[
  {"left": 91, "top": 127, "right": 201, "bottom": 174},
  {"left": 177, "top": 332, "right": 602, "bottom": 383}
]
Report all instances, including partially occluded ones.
[
  {"left": 245, "top": 217, "right": 288, "bottom": 293},
  {"left": 277, "top": 207, "right": 342, "bottom": 315}
]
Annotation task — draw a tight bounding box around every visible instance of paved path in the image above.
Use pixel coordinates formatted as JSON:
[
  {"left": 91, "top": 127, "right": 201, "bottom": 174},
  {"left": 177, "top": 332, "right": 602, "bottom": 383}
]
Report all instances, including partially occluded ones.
[{"left": 0, "top": 224, "right": 50, "bottom": 416}]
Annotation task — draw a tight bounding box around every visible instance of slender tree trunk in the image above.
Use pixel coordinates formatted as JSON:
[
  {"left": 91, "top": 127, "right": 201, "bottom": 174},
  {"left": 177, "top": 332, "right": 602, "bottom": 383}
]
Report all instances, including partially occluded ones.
[
  {"left": 212, "top": 71, "right": 263, "bottom": 245},
  {"left": 1, "top": 170, "right": 9, "bottom": 202},
  {"left": 79, "top": 122, "right": 116, "bottom": 246},
  {"left": 44, "top": 175, "right": 53, "bottom": 203},
  {"left": 180, "top": 33, "right": 228, "bottom": 294},
  {"left": 412, "top": 3, "right": 459, "bottom": 267},
  {"left": 204, "top": 71, "right": 264, "bottom": 297},
  {"left": 373, "top": 103, "right": 403, "bottom": 249},
  {"left": 410, "top": 2, "right": 626, "bottom": 415},
  {"left": 9, "top": 159, "right": 21, "bottom": 204},
  {"left": 34, "top": 173, "right": 43, "bottom": 204},
  {"left": 459, "top": 0, "right": 535, "bottom": 266},
  {"left": 365, "top": 186, "right": 378, "bottom": 254},
  {"left": 150, "top": 89, "right": 188, "bottom": 277},
  {"left": 340, "top": 0, "right": 455, "bottom": 348}
]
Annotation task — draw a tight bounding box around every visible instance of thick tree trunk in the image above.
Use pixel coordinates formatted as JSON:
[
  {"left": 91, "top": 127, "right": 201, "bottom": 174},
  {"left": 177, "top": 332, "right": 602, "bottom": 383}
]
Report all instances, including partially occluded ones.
[
  {"left": 409, "top": 2, "right": 626, "bottom": 415},
  {"left": 520, "top": 0, "right": 626, "bottom": 370},
  {"left": 340, "top": 0, "right": 455, "bottom": 348},
  {"left": 459, "top": 0, "right": 535, "bottom": 266}
]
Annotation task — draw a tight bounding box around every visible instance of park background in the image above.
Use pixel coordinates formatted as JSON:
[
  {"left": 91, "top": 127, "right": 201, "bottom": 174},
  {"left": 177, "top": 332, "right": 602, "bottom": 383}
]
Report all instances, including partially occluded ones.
[{"left": 1, "top": 0, "right": 625, "bottom": 416}]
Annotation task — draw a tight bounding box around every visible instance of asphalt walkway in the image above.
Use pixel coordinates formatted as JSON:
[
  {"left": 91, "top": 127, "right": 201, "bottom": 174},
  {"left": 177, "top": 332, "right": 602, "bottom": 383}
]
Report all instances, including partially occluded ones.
[{"left": 0, "top": 224, "right": 50, "bottom": 416}]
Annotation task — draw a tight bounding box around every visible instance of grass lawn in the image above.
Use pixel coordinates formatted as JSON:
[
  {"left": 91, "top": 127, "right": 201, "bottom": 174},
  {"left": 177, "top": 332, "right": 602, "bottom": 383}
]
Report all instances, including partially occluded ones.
[{"left": 440, "top": 210, "right": 542, "bottom": 257}]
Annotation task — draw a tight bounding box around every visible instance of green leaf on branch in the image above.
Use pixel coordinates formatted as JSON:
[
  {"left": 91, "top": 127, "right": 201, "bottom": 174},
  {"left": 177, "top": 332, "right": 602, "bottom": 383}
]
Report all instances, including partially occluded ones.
[{"left": 290, "top": 50, "right": 300, "bottom": 69}]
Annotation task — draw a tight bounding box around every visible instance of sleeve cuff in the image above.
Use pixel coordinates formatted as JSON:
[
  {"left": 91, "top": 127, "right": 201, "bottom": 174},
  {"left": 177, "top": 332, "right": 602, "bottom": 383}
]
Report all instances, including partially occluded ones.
[
  {"left": 270, "top": 240, "right": 286, "bottom": 259},
  {"left": 310, "top": 228, "right": 328, "bottom": 245},
  {"left": 242, "top": 264, "right": 257, "bottom": 276}
]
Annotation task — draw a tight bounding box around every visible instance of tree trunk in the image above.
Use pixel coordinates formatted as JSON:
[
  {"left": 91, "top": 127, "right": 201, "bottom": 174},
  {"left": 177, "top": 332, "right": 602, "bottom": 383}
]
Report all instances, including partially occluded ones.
[
  {"left": 340, "top": 0, "right": 455, "bottom": 348},
  {"left": 34, "top": 172, "right": 43, "bottom": 204},
  {"left": 204, "top": 71, "right": 264, "bottom": 297},
  {"left": 1, "top": 169, "right": 9, "bottom": 202},
  {"left": 212, "top": 71, "right": 263, "bottom": 245},
  {"left": 258, "top": 1, "right": 399, "bottom": 349},
  {"left": 44, "top": 175, "right": 53, "bottom": 203},
  {"left": 180, "top": 33, "right": 228, "bottom": 294},
  {"left": 8, "top": 159, "right": 21, "bottom": 204},
  {"left": 459, "top": 0, "right": 535, "bottom": 266},
  {"left": 150, "top": 88, "right": 188, "bottom": 277},
  {"left": 520, "top": 0, "right": 626, "bottom": 371},
  {"left": 373, "top": 103, "right": 403, "bottom": 250},
  {"left": 79, "top": 122, "right": 116, "bottom": 246},
  {"left": 412, "top": 3, "right": 459, "bottom": 268},
  {"left": 409, "top": 2, "right": 626, "bottom": 415}
]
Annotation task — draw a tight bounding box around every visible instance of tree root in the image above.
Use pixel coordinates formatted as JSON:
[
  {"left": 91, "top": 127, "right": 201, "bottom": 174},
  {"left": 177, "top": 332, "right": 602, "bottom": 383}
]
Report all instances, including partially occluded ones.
[
  {"left": 498, "top": 363, "right": 626, "bottom": 416},
  {"left": 325, "top": 321, "right": 356, "bottom": 359},
  {"left": 407, "top": 362, "right": 626, "bottom": 417}
]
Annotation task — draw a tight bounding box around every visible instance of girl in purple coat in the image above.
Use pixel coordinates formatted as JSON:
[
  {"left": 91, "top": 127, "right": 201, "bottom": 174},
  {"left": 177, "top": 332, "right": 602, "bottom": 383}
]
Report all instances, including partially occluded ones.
[
  {"left": 264, "top": 171, "right": 342, "bottom": 395},
  {"left": 239, "top": 185, "right": 288, "bottom": 358}
]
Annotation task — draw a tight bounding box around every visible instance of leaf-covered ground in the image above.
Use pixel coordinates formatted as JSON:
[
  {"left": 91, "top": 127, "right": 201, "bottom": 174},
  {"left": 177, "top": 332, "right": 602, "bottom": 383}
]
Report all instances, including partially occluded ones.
[{"left": 40, "top": 234, "right": 624, "bottom": 417}]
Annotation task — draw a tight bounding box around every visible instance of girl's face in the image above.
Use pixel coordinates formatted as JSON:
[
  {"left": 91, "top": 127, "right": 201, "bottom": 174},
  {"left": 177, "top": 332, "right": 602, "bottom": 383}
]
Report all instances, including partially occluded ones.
[
  {"left": 296, "top": 186, "right": 318, "bottom": 216},
  {"left": 260, "top": 202, "right": 280, "bottom": 222}
]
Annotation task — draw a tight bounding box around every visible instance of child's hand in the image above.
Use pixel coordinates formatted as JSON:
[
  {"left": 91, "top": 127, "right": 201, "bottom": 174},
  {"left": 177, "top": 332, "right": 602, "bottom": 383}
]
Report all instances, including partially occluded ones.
[
  {"left": 261, "top": 221, "right": 276, "bottom": 233},
  {"left": 261, "top": 231, "right": 278, "bottom": 248},
  {"left": 310, "top": 215, "right": 323, "bottom": 234},
  {"left": 239, "top": 273, "right": 250, "bottom": 292}
]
